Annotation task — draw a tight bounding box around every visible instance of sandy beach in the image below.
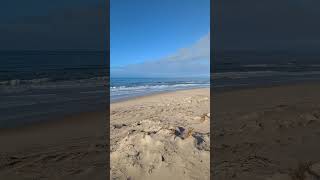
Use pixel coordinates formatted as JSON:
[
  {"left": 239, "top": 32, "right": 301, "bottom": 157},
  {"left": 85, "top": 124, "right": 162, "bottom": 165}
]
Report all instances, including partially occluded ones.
[
  {"left": 110, "top": 88, "right": 210, "bottom": 180},
  {"left": 0, "top": 111, "right": 108, "bottom": 180},
  {"left": 0, "top": 88, "right": 210, "bottom": 180},
  {"left": 3, "top": 82, "right": 320, "bottom": 179},
  {"left": 213, "top": 82, "right": 320, "bottom": 180}
]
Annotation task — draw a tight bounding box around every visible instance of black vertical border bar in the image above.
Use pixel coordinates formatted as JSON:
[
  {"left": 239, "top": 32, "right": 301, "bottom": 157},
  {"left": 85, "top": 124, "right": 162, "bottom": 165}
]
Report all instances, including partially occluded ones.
[
  {"left": 210, "top": 0, "right": 214, "bottom": 179},
  {"left": 106, "top": 0, "right": 110, "bottom": 178}
]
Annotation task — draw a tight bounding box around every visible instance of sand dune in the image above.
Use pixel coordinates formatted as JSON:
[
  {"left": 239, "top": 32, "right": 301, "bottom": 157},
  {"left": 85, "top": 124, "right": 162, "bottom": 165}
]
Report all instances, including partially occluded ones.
[{"left": 111, "top": 88, "right": 210, "bottom": 180}]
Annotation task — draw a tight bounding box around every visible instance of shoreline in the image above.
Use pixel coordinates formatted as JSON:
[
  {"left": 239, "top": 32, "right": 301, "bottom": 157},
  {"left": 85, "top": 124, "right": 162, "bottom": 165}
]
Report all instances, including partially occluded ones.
[
  {"left": 0, "top": 88, "right": 209, "bottom": 131},
  {"left": 2, "top": 79, "right": 320, "bottom": 131},
  {"left": 111, "top": 87, "right": 210, "bottom": 104},
  {"left": 2, "top": 80, "right": 320, "bottom": 131},
  {"left": 0, "top": 88, "right": 212, "bottom": 133}
]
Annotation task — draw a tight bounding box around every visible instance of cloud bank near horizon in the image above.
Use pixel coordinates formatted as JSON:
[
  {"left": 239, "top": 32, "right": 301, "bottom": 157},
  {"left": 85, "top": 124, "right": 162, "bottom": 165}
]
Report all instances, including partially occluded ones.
[{"left": 111, "top": 33, "right": 210, "bottom": 77}]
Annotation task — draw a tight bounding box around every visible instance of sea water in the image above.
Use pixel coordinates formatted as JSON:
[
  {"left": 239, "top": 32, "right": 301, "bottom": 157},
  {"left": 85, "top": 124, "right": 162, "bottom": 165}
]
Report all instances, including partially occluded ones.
[
  {"left": 110, "top": 77, "right": 210, "bottom": 102},
  {"left": 213, "top": 51, "right": 320, "bottom": 88},
  {"left": 0, "top": 51, "right": 107, "bottom": 127}
]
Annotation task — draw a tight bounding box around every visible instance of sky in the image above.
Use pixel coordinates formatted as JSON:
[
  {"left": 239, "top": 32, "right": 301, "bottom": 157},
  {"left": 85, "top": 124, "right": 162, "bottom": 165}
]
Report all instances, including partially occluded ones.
[
  {"left": 213, "top": 0, "right": 320, "bottom": 53},
  {"left": 110, "top": 0, "right": 210, "bottom": 77},
  {"left": 0, "top": 0, "right": 106, "bottom": 50}
]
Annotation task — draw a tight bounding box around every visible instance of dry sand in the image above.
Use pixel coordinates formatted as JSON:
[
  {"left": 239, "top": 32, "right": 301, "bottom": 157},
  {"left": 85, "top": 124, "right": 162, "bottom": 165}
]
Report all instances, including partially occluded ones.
[
  {"left": 213, "top": 82, "right": 320, "bottom": 180},
  {"left": 110, "top": 88, "right": 210, "bottom": 180},
  {"left": 0, "top": 111, "right": 108, "bottom": 180}
]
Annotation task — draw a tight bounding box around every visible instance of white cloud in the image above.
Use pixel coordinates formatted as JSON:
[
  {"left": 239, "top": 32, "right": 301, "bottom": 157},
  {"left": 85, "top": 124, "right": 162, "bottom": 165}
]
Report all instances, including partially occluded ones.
[{"left": 111, "top": 32, "right": 210, "bottom": 77}]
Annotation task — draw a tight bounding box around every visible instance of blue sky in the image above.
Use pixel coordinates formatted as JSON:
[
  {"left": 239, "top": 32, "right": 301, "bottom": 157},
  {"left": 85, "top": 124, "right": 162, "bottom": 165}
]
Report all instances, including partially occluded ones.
[{"left": 110, "top": 0, "right": 210, "bottom": 77}]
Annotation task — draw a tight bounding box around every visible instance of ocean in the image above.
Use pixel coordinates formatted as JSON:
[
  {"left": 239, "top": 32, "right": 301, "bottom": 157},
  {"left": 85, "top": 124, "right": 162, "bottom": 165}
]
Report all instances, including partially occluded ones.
[
  {"left": 2, "top": 50, "right": 320, "bottom": 127},
  {"left": 0, "top": 50, "right": 209, "bottom": 127},
  {"left": 0, "top": 51, "right": 107, "bottom": 128},
  {"left": 110, "top": 77, "right": 210, "bottom": 102},
  {"left": 213, "top": 51, "right": 320, "bottom": 88}
]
